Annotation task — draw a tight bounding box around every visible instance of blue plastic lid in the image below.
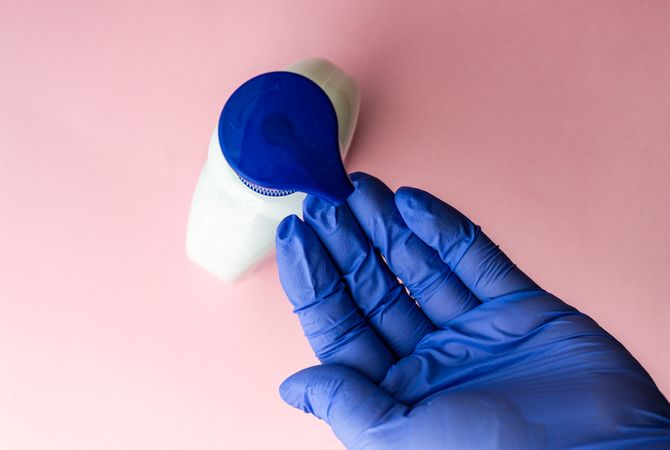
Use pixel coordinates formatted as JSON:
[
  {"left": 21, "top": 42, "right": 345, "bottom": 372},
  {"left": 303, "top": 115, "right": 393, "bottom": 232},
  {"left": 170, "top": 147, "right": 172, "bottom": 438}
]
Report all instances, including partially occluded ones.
[{"left": 218, "top": 71, "right": 354, "bottom": 205}]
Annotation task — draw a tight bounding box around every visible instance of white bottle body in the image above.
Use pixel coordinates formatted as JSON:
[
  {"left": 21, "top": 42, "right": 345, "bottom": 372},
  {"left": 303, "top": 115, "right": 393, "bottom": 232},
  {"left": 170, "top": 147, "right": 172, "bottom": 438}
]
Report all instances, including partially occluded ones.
[{"left": 186, "top": 58, "right": 360, "bottom": 282}]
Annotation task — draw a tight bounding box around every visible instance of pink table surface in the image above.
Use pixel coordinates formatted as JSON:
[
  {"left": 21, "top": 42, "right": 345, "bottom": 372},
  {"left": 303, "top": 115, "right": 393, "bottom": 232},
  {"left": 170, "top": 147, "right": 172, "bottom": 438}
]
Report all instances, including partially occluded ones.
[{"left": 2, "top": 1, "right": 669, "bottom": 449}]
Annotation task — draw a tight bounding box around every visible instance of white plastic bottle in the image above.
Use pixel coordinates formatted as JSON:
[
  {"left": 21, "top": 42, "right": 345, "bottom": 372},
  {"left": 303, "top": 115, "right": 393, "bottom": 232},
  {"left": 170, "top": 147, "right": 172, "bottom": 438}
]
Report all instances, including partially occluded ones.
[{"left": 186, "top": 58, "right": 360, "bottom": 282}]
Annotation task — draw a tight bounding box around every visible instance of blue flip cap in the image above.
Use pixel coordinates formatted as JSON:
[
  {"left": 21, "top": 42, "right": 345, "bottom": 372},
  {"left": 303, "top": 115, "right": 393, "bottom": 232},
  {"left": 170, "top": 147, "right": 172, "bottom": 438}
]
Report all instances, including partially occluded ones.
[{"left": 218, "top": 71, "right": 354, "bottom": 205}]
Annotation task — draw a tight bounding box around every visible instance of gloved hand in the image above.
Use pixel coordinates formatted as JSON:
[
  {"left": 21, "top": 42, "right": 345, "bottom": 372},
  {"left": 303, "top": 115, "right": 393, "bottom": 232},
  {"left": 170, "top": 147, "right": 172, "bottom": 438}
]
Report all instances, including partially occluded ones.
[{"left": 276, "top": 172, "right": 670, "bottom": 450}]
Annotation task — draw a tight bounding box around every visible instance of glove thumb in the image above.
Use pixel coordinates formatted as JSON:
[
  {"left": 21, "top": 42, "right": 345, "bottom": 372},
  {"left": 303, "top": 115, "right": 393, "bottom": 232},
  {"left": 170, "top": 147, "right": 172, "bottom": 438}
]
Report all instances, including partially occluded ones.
[{"left": 279, "top": 365, "right": 404, "bottom": 448}]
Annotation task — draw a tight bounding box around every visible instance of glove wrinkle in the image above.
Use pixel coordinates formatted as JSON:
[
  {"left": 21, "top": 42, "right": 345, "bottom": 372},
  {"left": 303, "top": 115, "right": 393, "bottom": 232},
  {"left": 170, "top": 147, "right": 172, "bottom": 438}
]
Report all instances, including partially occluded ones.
[{"left": 313, "top": 321, "right": 369, "bottom": 360}]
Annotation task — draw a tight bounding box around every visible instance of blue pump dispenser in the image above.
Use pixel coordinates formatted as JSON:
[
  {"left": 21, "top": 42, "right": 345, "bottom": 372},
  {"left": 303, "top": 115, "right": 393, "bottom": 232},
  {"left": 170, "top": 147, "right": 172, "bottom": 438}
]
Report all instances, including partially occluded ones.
[{"left": 218, "top": 71, "right": 354, "bottom": 205}]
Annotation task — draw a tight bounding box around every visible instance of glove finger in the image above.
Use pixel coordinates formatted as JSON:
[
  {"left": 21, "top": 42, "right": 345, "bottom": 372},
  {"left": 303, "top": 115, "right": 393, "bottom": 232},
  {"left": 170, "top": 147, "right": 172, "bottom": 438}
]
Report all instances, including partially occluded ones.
[
  {"left": 346, "top": 172, "right": 480, "bottom": 327},
  {"left": 303, "top": 195, "right": 434, "bottom": 357},
  {"left": 394, "top": 187, "right": 540, "bottom": 301},
  {"left": 276, "top": 215, "right": 395, "bottom": 382},
  {"left": 280, "top": 365, "right": 406, "bottom": 449}
]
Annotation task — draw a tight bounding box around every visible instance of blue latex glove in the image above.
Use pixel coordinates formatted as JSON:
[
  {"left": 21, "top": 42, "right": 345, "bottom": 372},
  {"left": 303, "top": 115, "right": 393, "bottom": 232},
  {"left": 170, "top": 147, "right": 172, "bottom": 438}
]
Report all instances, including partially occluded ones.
[{"left": 276, "top": 172, "right": 670, "bottom": 449}]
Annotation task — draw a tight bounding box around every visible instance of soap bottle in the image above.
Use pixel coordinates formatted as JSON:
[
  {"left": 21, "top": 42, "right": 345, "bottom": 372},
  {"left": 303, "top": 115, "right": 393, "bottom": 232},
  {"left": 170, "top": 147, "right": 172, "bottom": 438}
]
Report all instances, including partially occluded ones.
[{"left": 186, "top": 58, "right": 360, "bottom": 282}]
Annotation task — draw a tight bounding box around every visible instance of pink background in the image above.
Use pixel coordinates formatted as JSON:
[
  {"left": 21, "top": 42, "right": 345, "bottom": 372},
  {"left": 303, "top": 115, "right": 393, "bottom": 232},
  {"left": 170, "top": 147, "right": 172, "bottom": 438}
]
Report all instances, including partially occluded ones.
[{"left": 2, "top": 1, "right": 669, "bottom": 449}]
